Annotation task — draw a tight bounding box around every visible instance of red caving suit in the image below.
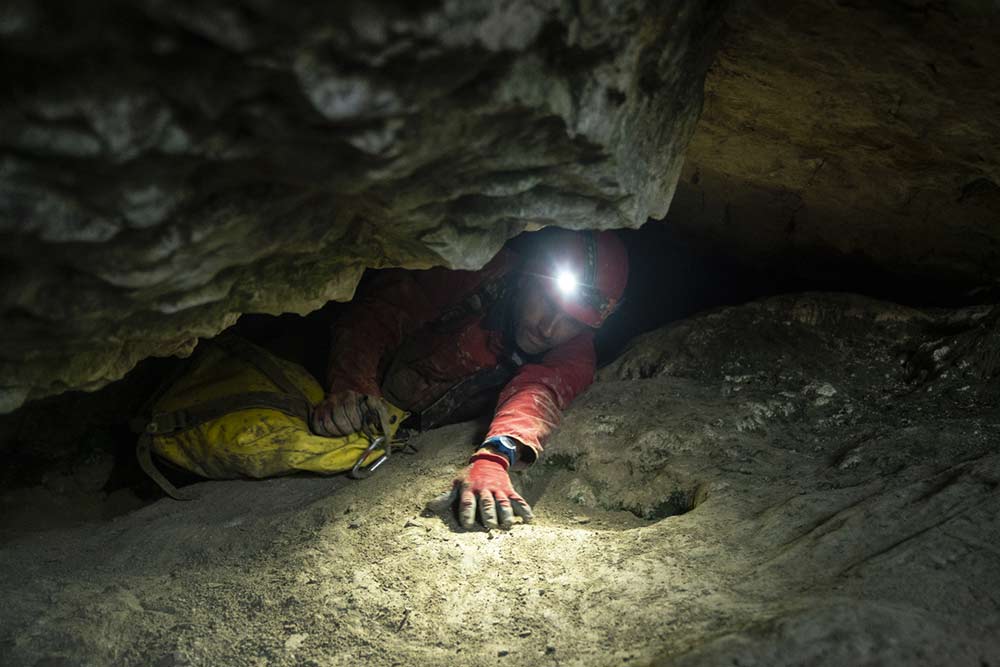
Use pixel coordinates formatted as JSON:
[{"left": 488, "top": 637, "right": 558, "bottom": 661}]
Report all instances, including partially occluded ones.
[{"left": 325, "top": 249, "right": 595, "bottom": 466}]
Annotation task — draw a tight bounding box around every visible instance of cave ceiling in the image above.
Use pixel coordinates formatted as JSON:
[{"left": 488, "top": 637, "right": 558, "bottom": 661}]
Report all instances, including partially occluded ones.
[
  {"left": 0, "top": 0, "right": 724, "bottom": 411},
  {"left": 2, "top": 0, "right": 999, "bottom": 412},
  {"left": 676, "top": 0, "right": 1000, "bottom": 285}
]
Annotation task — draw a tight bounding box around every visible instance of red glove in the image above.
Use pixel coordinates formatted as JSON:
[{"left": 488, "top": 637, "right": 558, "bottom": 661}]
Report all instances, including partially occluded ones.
[{"left": 454, "top": 451, "right": 534, "bottom": 530}]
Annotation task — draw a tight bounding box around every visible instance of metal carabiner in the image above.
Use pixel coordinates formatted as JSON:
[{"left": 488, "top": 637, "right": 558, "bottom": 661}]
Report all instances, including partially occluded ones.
[{"left": 348, "top": 434, "right": 389, "bottom": 479}]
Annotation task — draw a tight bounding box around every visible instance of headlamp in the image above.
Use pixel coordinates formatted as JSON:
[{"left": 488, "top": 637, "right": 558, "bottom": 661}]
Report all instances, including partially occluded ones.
[
  {"left": 549, "top": 264, "right": 618, "bottom": 323},
  {"left": 555, "top": 269, "right": 578, "bottom": 296}
]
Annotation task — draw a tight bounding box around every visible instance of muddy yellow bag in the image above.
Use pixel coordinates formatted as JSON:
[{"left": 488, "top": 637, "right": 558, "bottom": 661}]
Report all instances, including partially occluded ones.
[{"left": 134, "top": 336, "right": 407, "bottom": 500}]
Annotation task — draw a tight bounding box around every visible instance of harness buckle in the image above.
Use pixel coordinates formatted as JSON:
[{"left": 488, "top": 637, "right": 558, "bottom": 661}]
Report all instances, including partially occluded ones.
[{"left": 146, "top": 410, "right": 189, "bottom": 434}]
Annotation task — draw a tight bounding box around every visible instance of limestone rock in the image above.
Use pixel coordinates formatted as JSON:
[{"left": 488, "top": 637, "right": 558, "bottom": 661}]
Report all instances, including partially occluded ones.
[
  {"left": 0, "top": 0, "right": 725, "bottom": 411},
  {"left": 675, "top": 0, "right": 1000, "bottom": 287}
]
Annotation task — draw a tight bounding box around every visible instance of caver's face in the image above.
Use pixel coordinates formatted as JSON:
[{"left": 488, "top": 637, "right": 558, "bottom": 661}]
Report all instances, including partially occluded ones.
[{"left": 512, "top": 276, "right": 588, "bottom": 355}]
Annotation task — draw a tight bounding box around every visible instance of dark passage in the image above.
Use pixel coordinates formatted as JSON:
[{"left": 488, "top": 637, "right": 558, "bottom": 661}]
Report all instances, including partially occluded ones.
[{"left": 0, "top": 219, "right": 994, "bottom": 537}]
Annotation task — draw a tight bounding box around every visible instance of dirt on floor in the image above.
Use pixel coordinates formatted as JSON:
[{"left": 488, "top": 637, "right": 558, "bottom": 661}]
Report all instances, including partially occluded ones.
[{"left": 1, "top": 292, "right": 999, "bottom": 666}]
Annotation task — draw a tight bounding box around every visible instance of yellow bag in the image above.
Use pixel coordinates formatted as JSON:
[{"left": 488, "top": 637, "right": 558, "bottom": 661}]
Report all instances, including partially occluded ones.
[{"left": 135, "top": 336, "right": 407, "bottom": 499}]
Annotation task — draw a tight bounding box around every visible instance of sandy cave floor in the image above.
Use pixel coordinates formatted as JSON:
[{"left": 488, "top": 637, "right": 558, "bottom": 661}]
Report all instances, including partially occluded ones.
[{"left": 1, "top": 293, "right": 1000, "bottom": 667}]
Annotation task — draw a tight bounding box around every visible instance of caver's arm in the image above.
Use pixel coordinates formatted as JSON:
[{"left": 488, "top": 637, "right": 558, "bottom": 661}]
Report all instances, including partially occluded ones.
[
  {"left": 484, "top": 330, "right": 596, "bottom": 466},
  {"left": 454, "top": 334, "right": 595, "bottom": 529}
]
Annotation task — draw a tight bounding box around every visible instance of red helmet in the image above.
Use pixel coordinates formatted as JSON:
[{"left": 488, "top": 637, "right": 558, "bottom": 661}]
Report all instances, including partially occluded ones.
[{"left": 526, "top": 229, "right": 629, "bottom": 327}]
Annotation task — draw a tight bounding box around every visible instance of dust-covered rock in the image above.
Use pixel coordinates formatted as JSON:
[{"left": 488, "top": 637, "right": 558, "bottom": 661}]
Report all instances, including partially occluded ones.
[{"left": 1, "top": 292, "right": 999, "bottom": 666}]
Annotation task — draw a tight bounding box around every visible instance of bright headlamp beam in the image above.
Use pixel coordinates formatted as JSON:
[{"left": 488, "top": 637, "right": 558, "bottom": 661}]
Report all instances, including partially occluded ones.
[{"left": 555, "top": 269, "right": 578, "bottom": 296}]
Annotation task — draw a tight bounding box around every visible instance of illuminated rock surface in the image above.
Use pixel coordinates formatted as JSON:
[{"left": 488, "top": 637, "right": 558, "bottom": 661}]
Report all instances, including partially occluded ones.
[
  {"left": 0, "top": 0, "right": 722, "bottom": 411},
  {"left": 1, "top": 293, "right": 997, "bottom": 665}
]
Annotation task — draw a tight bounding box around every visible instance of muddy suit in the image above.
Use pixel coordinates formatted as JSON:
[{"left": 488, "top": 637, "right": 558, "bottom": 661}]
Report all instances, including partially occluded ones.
[{"left": 325, "top": 249, "right": 596, "bottom": 466}]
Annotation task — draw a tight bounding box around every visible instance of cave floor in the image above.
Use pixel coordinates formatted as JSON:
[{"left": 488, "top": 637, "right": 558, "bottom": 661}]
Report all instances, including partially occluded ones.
[{"left": 2, "top": 293, "right": 999, "bottom": 666}]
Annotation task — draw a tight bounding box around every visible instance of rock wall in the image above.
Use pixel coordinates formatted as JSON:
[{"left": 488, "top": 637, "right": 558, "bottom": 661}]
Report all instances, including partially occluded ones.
[
  {"left": 0, "top": 0, "right": 726, "bottom": 411},
  {"left": 675, "top": 0, "right": 1000, "bottom": 286}
]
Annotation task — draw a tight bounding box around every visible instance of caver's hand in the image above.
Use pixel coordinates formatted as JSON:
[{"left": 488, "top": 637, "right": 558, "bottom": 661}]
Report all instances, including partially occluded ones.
[
  {"left": 453, "top": 450, "right": 534, "bottom": 530},
  {"left": 309, "top": 389, "right": 368, "bottom": 437}
]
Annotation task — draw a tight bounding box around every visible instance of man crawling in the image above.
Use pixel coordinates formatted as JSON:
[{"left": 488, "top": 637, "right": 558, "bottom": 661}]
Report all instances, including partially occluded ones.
[{"left": 310, "top": 229, "right": 628, "bottom": 530}]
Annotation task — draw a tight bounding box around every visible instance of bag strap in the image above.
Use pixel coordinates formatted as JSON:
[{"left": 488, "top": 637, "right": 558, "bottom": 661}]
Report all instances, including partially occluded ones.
[
  {"left": 418, "top": 351, "right": 524, "bottom": 430},
  {"left": 144, "top": 391, "right": 311, "bottom": 436},
  {"left": 134, "top": 336, "right": 316, "bottom": 499},
  {"left": 211, "top": 336, "right": 309, "bottom": 403},
  {"left": 136, "top": 434, "right": 196, "bottom": 501},
  {"left": 136, "top": 390, "right": 312, "bottom": 499}
]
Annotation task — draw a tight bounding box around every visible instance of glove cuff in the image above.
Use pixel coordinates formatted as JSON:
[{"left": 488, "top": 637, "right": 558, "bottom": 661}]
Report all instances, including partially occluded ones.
[{"left": 469, "top": 450, "right": 510, "bottom": 471}]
